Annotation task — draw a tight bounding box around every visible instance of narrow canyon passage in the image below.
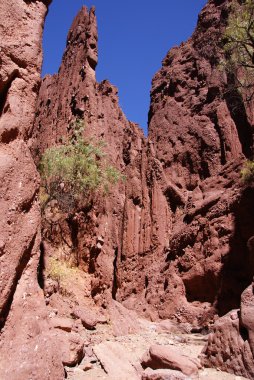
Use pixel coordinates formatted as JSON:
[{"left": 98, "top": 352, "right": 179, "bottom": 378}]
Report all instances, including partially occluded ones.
[{"left": 0, "top": 0, "right": 254, "bottom": 379}]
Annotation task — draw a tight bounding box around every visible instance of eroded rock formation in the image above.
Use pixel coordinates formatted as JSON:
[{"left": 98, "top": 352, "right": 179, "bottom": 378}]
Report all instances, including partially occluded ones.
[
  {"left": 33, "top": 0, "right": 254, "bottom": 326},
  {"left": 1, "top": 0, "right": 254, "bottom": 378},
  {"left": 32, "top": 0, "right": 254, "bottom": 377},
  {"left": 146, "top": 0, "right": 254, "bottom": 322},
  {"left": 32, "top": 6, "right": 171, "bottom": 317},
  {"left": 146, "top": 0, "right": 254, "bottom": 376},
  {"left": 0, "top": 0, "right": 63, "bottom": 379}
]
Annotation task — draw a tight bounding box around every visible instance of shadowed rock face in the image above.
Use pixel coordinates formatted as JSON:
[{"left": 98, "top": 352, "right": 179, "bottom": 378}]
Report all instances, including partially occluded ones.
[
  {"left": 202, "top": 285, "right": 254, "bottom": 379},
  {"left": 0, "top": 0, "right": 64, "bottom": 379},
  {"left": 149, "top": 0, "right": 253, "bottom": 188},
  {"left": 32, "top": 0, "right": 254, "bottom": 328},
  {"left": 143, "top": 0, "right": 254, "bottom": 322},
  {"left": 3, "top": 0, "right": 253, "bottom": 377},
  {"left": 34, "top": 5, "right": 254, "bottom": 377},
  {"left": 146, "top": 1, "right": 254, "bottom": 375}
]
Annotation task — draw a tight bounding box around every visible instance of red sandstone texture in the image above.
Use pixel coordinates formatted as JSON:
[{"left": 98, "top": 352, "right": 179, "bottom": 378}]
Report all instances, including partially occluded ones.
[
  {"left": 1, "top": 0, "right": 254, "bottom": 378},
  {"left": 32, "top": 0, "right": 254, "bottom": 333},
  {"left": 0, "top": 0, "right": 64, "bottom": 379},
  {"left": 32, "top": 6, "right": 171, "bottom": 316},
  {"left": 37, "top": 1, "right": 254, "bottom": 377},
  {"left": 146, "top": 0, "right": 254, "bottom": 375},
  {"left": 141, "top": 344, "right": 200, "bottom": 376}
]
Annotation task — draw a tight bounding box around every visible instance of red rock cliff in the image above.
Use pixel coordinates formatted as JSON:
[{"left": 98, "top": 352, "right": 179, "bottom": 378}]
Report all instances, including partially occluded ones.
[
  {"left": 33, "top": 0, "right": 254, "bottom": 322},
  {"left": 147, "top": 0, "right": 254, "bottom": 377},
  {"left": 32, "top": 6, "right": 172, "bottom": 317},
  {"left": 113, "top": 0, "right": 254, "bottom": 326},
  {"left": 31, "top": 0, "right": 254, "bottom": 377},
  {"left": 0, "top": 0, "right": 64, "bottom": 379},
  {"left": 144, "top": 0, "right": 254, "bottom": 321}
]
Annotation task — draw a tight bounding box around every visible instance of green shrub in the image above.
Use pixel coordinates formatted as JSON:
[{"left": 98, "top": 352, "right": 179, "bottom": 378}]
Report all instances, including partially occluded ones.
[
  {"left": 47, "top": 257, "right": 71, "bottom": 282},
  {"left": 39, "top": 120, "right": 124, "bottom": 212},
  {"left": 39, "top": 186, "right": 50, "bottom": 209},
  {"left": 46, "top": 257, "right": 78, "bottom": 296},
  {"left": 241, "top": 160, "right": 254, "bottom": 184},
  {"left": 222, "top": 0, "right": 254, "bottom": 103}
]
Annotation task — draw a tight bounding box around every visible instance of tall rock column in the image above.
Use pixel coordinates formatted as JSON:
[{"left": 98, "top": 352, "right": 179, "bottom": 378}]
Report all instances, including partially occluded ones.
[
  {"left": 0, "top": 0, "right": 63, "bottom": 379},
  {"left": 32, "top": 6, "right": 172, "bottom": 316}
]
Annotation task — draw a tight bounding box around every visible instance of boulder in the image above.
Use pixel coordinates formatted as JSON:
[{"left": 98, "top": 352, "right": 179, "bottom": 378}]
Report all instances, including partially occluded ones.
[
  {"left": 142, "top": 368, "right": 190, "bottom": 380},
  {"left": 93, "top": 341, "right": 140, "bottom": 380},
  {"left": 203, "top": 307, "right": 254, "bottom": 379},
  {"left": 71, "top": 308, "right": 97, "bottom": 330},
  {"left": 108, "top": 300, "right": 142, "bottom": 336},
  {"left": 241, "top": 284, "right": 254, "bottom": 356},
  {"left": 55, "top": 330, "right": 84, "bottom": 367},
  {"left": 51, "top": 316, "right": 73, "bottom": 332},
  {"left": 156, "top": 320, "right": 191, "bottom": 334},
  {"left": 81, "top": 362, "right": 93, "bottom": 371},
  {"left": 141, "top": 345, "right": 200, "bottom": 376}
]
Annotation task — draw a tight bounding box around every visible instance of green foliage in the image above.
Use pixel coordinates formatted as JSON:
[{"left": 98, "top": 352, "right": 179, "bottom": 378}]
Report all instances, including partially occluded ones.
[
  {"left": 39, "top": 120, "right": 124, "bottom": 212},
  {"left": 39, "top": 186, "right": 50, "bottom": 209},
  {"left": 241, "top": 160, "right": 254, "bottom": 184},
  {"left": 47, "top": 257, "right": 71, "bottom": 282},
  {"left": 46, "top": 257, "right": 78, "bottom": 296},
  {"left": 223, "top": 0, "right": 254, "bottom": 102}
]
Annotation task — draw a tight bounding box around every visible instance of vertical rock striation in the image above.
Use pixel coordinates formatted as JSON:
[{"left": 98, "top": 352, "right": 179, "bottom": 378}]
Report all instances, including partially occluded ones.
[
  {"left": 145, "top": 0, "right": 254, "bottom": 323},
  {"left": 0, "top": 0, "right": 64, "bottom": 378},
  {"left": 33, "top": 0, "right": 254, "bottom": 327},
  {"left": 30, "top": 0, "right": 254, "bottom": 377},
  {"left": 32, "top": 6, "right": 172, "bottom": 317},
  {"left": 147, "top": 0, "right": 254, "bottom": 374},
  {"left": 146, "top": 0, "right": 254, "bottom": 377}
]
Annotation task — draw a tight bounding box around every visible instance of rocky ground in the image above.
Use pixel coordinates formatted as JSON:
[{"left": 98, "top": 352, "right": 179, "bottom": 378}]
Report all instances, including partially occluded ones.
[
  {"left": 1, "top": 0, "right": 254, "bottom": 378},
  {"left": 64, "top": 316, "right": 247, "bottom": 380},
  {"left": 43, "top": 265, "right": 247, "bottom": 380}
]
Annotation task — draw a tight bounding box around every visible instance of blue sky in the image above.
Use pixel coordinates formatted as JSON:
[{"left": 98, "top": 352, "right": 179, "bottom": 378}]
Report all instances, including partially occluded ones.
[{"left": 42, "top": 0, "right": 207, "bottom": 134}]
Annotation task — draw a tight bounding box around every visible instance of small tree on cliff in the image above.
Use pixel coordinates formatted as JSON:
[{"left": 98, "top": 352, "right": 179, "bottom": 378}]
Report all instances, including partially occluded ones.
[
  {"left": 223, "top": 0, "right": 254, "bottom": 103},
  {"left": 39, "top": 119, "right": 123, "bottom": 213},
  {"left": 222, "top": 0, "right": 254, "bottom": 184}
]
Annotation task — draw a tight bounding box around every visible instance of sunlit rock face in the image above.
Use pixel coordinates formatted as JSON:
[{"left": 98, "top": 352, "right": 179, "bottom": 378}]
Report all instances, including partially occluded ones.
[
  {"left": 32, "top": 5, "right": 171, "bottom": 318},
  {"left": 33, "top": 0, "right": 254, "bottom": 330},
  {"left": 2, "top": 0, "right": 253, "bottom": 377},
  {"left": 0, "top": 0, "right": 254, "bottom": 380},
  {"left": 0, "top": 0, "right": 64, "bottom": 379}
]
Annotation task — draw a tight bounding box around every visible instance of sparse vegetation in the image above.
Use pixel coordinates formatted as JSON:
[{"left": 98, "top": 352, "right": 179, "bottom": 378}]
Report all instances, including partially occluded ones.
[
  {"left": 241, "top": 160, "right": 254, "bottom": 184},
  {"left": 39, "top": 186, "right": 50, "bottom": 210},
  {"left": 47, "top": 257, "right": 72, "bottom": 283},
  {"left": 222, "top": 1, "right": 254, "bottom": 181},
  {"left": 46, "top": 257, "right": 79, "bottom": 296},
  {"left": 222, "top": 0, "right": 254, "bottom": 103},
  {"left": 39, "top": 119, "right": 124, "bottom": 213}
]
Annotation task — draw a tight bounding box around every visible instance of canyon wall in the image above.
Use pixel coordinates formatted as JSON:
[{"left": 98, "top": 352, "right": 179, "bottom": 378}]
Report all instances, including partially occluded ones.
[
  {"left": 0, "top": 0, "right": 63, "bottom": 379},
  {"left": 33, "top": 0, "right": 254, "bottom": 327},
  {"left": 148, "top": 2, "right": 254, "bottom": 376},
  {"left": 0, "top": 0, "right": 254, "bottom": 378},
  {"left": 146, "top": 0, "right": 254, "bottom": 376},
  {"left": 145, "top": 0, "right": 254, "bottom": 321},
  {"left": 32, "top": 6, "right": 171, "bottom": 318},
  {"left": 32, "top": 1, "right": 254, "bottom": 376}
]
